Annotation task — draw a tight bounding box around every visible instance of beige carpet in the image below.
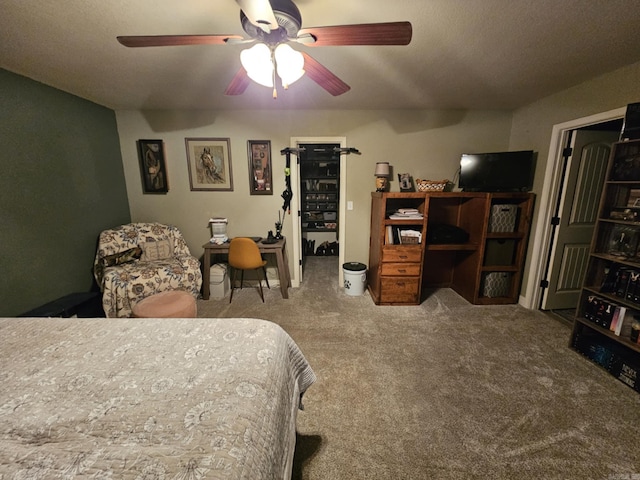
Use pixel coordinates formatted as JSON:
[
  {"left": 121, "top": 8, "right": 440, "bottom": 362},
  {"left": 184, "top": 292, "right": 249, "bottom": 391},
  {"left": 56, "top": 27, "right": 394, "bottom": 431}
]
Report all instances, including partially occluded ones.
[{"left": 197, "top": 257, "right": 640, "bottom": 480}]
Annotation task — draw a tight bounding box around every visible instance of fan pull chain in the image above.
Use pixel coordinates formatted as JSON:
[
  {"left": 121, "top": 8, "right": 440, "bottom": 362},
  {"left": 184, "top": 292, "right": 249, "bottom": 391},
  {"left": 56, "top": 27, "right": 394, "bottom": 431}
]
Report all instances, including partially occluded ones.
[{"left": 271, "top": 49, "right": 277, "bottom": 99}]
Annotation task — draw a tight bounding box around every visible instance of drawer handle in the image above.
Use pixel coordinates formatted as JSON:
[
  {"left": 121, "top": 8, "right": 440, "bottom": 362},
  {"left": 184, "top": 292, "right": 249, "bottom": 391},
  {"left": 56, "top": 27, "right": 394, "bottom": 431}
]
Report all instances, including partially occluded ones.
[
  {"left": 399, "top": 255, "right": 408, "bottom": 259},
  {"left": 397, "top": 282, "right": 405, "bottom": 286},
  {"left": 398, "top": 269, "right": 406, "bottom": 273}
]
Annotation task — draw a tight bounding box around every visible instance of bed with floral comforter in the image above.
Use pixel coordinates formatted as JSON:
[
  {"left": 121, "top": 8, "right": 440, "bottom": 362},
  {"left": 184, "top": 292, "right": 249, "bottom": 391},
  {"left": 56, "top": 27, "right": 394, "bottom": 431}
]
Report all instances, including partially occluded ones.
[{"left": 0, "top": 317, "right": 315, "bottom": 479}]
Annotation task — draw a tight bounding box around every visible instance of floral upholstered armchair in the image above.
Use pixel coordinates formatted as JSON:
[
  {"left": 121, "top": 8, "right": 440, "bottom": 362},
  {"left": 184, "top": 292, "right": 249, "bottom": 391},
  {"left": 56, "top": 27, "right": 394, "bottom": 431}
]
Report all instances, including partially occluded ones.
[{"left": 94, "top": 223, "right": 202, "bottom": 317}]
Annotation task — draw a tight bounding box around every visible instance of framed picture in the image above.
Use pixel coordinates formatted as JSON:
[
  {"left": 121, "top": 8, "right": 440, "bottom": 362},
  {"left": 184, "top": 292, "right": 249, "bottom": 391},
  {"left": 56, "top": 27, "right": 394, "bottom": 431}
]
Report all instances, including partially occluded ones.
[
  {"left": 607, "top": 224, "right": 640, "bottom": 258},
  {"left": 248, "top": 140, "right": 273, "bottom": 195},
  {"left": 398, "top": 173, "right": 414, "bottom": 192},
  {"left": 185, "top": 138, "right": 233, "bottom": 191},
  {"left": 137, "top": 139, "right": 169, "bottom": 194}
]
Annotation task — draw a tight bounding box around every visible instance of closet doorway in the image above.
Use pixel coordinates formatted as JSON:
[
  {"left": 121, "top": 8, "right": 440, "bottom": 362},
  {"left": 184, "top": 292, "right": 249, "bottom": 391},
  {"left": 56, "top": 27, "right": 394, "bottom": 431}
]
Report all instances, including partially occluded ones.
[
  {"left": 540, "top": 127, "right": 620, "bottom": 313},
  {"left": 289, "top": 137, "right": 347, "bottom": 288},
  {"left": 524, "top": 107, "right": 626, "bottom": 312}
]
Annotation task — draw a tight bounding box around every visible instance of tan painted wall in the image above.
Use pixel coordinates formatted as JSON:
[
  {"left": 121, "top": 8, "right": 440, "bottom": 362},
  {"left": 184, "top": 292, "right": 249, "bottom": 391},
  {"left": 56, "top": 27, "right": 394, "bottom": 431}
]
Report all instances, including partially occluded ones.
[
  {"left": 510, "top": 60, "right": 640, "bottom": 301},
  {"left": 116, "top": 109, "right": 513, "bottom": 278}
]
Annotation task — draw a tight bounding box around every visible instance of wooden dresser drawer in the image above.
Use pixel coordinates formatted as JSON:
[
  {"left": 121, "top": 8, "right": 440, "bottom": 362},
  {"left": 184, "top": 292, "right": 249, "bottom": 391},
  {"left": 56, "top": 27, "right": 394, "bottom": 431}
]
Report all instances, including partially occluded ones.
[
  {"left": 381, "top": 263, "right": 421, "bottom": 276},
  {"left": 379, "top": 277, "right": 420, "bottom": 303},
  {"left": 381, "top": 247, "right": 422, "bottom": 263}
]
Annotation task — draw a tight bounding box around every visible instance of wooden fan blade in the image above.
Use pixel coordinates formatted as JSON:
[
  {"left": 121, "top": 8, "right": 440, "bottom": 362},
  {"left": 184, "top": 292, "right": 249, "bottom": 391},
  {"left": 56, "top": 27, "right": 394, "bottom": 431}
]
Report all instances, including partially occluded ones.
[
  {"left": 302, "top": 52, "right": 350, "bottom": 96},
  {"left": 117, "top": 34, "right": 243, "bottom": 48},
  {"left": 298, "top": 21, "right": 412, "bottom": 46},
  {"left": 236, "top": 0, "right": 278, "bottom": 32},
  {"left": 225, "top": 67, "right": 251, "bottom": 96}
]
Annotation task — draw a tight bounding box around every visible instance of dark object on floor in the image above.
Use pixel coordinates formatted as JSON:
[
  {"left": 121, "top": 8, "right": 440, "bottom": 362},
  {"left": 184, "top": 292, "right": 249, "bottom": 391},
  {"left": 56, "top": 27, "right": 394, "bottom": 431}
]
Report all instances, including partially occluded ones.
[
  {"left": 20, "top": 292, "right": 104, "bottom": 317},
  {"left": 304, "top": 238, "right": 316, "bottom": 256},
  {"left": 315, "top": 241, "right": 339, "bottom": 256}
]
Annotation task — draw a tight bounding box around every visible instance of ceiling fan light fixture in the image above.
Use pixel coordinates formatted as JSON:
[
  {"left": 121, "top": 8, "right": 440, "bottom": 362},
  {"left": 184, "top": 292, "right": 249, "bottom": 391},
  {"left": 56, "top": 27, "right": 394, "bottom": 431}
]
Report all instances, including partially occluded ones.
[
  {"left": 274, "top": 43, "right": 304, "bottom": 88},
  {"left": 240, "top": 43, "right": 274, "bottom": 87},
  {"left": 240, "top": 42, "right": 305, "bottom": 92}
]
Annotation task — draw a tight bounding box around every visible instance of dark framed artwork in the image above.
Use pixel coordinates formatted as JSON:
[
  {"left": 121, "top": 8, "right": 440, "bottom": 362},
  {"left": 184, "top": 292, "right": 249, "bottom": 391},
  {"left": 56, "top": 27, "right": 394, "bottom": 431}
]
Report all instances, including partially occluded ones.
[
  {"left": 137, "top": 139, "right": 168, "bottom": 194},
  {"left": 398, "top": 173, "right": 414, "bottom": 192},
  {"left": 185, "top": 138, "right": 233, "bottom": 191},
  {"left": 248, "top": 140, "right": 273, "bottom": 195}
]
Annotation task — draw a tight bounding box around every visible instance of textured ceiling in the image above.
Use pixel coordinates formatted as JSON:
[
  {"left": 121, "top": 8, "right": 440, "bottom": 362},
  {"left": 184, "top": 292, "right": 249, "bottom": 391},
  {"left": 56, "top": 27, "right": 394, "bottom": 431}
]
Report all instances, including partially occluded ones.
[{"left": 2, "top": 0, "right": 640, "bottom": 111}]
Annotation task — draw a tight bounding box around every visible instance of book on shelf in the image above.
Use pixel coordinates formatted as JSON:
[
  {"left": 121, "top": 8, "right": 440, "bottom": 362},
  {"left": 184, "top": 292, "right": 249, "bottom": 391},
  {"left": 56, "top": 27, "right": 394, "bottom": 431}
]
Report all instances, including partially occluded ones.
[
  {"left": 584, "top": 295, "right": 599, "bottom": 322},
  {"left": 600, "top": 264, "right": 618, "bottom": 294},
  {"left": 584, "top": 295, "right": 622, "bottom": 331},
  {"left": 615, "top": 268, "right": 633, "bottom": 299},
  {"left": 595, "top": 300, "right": 616, "bottom": 329},
  {"left": 610, "top": 305, "right": 627, "bottom": 335},
  {"left": 629, "top": 271, "right": 640, "bottom": 303}
]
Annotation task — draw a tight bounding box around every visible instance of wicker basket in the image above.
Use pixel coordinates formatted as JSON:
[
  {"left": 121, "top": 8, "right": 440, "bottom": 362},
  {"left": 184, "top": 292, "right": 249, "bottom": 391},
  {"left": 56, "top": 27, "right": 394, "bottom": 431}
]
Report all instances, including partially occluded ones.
[
  {"left": 415, "top": 179, "right": 449, "bottom": 192},
  {"left": 400, "top": 234, "right": 420, "bottom": 244}
]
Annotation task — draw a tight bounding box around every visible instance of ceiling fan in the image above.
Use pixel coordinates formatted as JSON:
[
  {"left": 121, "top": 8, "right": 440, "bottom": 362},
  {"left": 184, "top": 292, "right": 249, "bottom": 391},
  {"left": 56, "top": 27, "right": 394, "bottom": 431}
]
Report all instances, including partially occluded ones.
[{"left": 117, "top": 0, "right": 412, "bottom": 98}]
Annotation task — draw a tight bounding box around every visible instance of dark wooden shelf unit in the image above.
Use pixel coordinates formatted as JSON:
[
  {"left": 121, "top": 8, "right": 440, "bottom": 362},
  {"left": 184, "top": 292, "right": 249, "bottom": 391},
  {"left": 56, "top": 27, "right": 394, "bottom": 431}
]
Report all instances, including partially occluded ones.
[
  {"left": 368, "top": 191, "right": 535, "bottom": 306},
  {"left": 570, "top": 139, "right": 640, "bottom": 393}
]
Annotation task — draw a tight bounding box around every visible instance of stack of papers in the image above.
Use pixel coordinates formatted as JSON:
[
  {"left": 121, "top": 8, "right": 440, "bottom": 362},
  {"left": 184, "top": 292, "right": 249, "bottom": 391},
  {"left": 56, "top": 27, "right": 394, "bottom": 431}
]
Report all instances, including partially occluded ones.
[{"left": 389, "top": 208, "right": 423, "bottom": 220}]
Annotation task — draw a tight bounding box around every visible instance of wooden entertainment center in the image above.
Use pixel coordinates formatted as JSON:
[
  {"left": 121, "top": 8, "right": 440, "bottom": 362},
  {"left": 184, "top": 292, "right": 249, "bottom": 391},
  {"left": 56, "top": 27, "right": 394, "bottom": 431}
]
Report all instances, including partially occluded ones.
[{"left": 368, "top": 191, "right": 535, "bottom": 305}]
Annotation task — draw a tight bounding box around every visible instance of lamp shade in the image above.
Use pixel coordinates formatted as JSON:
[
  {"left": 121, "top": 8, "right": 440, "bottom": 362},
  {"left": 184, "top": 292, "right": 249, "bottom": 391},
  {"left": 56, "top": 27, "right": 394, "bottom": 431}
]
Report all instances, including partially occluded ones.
[
  {"left": 240, "top": 43, "right": 274, "bottom": 87},
  {"left": 374, "top": 162, "right": 390, "bottom": 176},
  {"left": 274, "top": 43, "right": 305, "bottom": 88},
  {"left": 240, "top": 42, "right": 305, "bottom": 90}
]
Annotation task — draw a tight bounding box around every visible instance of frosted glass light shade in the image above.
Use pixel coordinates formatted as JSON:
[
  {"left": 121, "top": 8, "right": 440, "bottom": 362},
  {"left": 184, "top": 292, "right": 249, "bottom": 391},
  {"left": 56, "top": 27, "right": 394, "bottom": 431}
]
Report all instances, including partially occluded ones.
[
  {"left": 240, "top": 43, "right": 274, "bottom": 87},
  {"left": 240, "top": 42, "right": 305, "bottom": 91},
  {"left": 274, "top": 43, "right": 304, "bottom": 88}
]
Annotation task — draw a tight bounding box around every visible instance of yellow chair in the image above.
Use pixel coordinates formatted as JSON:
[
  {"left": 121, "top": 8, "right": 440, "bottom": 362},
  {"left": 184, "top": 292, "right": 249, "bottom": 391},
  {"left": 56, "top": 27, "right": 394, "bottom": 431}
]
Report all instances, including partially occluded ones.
[{"left": 228, "top": 237, "right": 270, "bottom": 302}]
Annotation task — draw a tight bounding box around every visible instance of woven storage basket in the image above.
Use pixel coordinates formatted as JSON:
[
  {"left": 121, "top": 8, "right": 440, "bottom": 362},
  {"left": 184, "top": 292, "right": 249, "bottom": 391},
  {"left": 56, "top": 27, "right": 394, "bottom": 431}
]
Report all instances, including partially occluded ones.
[
  {"left": 400, "top": 234, "right": 420, "bottom": 244},
  {"left": 415, "top": 179, "right": 449, "bottom": 192}
]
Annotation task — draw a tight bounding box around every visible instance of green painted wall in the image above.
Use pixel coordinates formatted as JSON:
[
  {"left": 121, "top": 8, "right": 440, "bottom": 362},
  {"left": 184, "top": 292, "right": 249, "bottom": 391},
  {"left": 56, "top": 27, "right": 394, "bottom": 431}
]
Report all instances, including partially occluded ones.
[{"left": 0, "top": 69, "right": 131, "bottom": 316}]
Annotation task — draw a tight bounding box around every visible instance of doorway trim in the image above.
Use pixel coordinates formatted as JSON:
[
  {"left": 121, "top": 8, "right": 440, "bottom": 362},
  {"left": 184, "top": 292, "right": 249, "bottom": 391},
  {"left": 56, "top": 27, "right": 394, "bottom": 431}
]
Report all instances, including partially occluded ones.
[
  {"left": 289, "top": 136, "right": 347, "bottom": 289},
  {"left": 522, "top": 107, "right": 626, "bottom": 309}
]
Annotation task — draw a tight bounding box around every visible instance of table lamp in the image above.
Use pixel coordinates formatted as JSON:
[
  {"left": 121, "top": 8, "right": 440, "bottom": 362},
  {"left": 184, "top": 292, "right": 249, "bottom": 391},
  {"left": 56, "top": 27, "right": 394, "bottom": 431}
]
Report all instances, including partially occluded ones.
[{"left": 374, "top": 162, "right": 390, "bottom": 192}]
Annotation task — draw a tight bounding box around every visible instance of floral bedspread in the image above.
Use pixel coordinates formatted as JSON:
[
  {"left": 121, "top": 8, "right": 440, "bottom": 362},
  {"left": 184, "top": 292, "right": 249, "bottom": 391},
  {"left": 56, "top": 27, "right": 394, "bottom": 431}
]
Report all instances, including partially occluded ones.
[{"left": 0, "top": 317, "right": 316, "bottom": 479}]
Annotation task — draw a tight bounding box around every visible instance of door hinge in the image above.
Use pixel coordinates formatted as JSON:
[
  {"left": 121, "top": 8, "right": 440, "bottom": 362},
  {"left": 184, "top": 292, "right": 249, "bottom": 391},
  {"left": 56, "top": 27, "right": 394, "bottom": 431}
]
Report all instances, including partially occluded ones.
[
  {"left": 551, "top": 216, "right": 560, "bottom": 226},
  {"left": 299, "top": 259, "right": 303, "bottom": 266},
  {"left": 540, "top": 279, "right": 549, "bottom": 288},
  {"left": 298, "top": 210, "right": 301, "bottom": 217},
  {"left": 562, "top": 147, "right": 573, "bottom": 158}
]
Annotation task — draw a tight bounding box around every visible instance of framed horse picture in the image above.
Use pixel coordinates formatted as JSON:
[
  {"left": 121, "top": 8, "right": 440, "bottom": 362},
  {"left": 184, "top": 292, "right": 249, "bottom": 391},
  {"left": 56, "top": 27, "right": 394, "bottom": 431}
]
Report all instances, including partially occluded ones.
[
  {"left": 247, "top": 140, "right": 272, "bottom": 195},
  {"left": 185, "top": 138, "right": 234, "bottom": 191}
]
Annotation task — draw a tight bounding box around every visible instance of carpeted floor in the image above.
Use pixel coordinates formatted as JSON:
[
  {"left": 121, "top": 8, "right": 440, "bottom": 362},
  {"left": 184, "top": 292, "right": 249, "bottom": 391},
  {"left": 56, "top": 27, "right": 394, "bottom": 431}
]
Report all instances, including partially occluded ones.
[{"left": 197, "top": 256, "right": 640, "bottom": 480}]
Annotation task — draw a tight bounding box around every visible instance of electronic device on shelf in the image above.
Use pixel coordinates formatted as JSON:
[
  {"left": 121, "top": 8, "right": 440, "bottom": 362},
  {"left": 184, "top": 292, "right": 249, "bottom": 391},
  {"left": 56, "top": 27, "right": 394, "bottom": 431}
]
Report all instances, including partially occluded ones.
[{"left": 458, "top": 150, "right": 535, "bottom": 192}]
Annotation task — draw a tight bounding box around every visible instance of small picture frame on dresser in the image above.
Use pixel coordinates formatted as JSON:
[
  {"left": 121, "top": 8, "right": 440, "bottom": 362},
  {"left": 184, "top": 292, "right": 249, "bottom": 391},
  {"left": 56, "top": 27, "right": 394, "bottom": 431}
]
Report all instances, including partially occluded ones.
[{"left": 398, "top": 173, "right": 414, "bottom": 192}]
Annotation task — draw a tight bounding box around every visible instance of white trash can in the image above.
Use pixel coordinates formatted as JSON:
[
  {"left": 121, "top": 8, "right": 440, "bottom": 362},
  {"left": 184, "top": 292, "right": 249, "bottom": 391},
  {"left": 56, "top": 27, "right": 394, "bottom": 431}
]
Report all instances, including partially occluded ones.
[
  {"left": 343, "top": 262, "right": 367, "bottom": 296},
  {"left": 210, "top": 263, "right": 230, "bottom": 299}
]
